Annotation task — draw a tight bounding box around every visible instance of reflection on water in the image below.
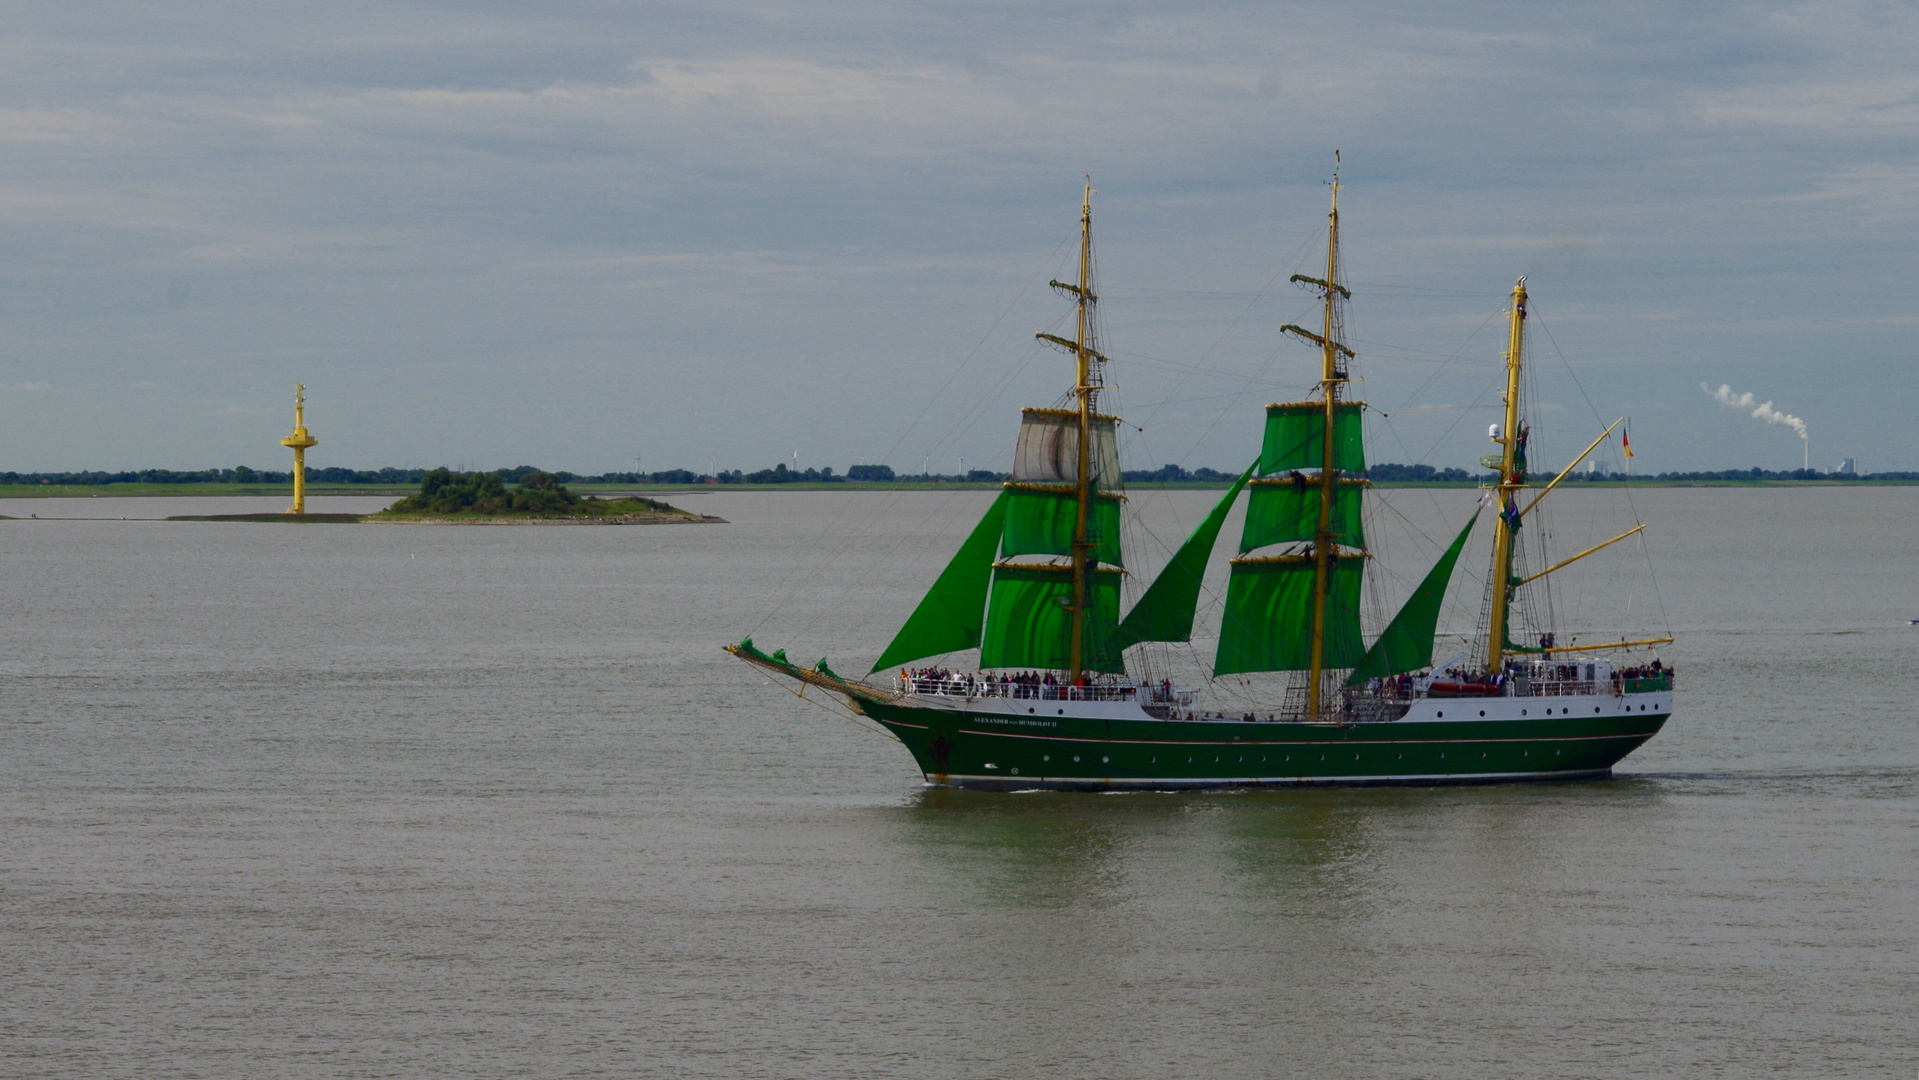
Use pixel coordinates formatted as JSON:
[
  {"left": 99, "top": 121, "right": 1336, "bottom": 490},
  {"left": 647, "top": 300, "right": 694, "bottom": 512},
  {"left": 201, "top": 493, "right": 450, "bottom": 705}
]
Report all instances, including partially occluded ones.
[{"left": 903, "top": 789, "right": 1139, "bottom": 909}]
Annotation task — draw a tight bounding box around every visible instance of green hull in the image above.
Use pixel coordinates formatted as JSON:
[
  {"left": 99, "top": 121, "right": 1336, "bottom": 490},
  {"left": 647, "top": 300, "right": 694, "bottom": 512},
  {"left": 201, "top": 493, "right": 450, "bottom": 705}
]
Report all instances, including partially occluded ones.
[{"left": 862, "top": 701, "right": 1668, "bottom": 790}]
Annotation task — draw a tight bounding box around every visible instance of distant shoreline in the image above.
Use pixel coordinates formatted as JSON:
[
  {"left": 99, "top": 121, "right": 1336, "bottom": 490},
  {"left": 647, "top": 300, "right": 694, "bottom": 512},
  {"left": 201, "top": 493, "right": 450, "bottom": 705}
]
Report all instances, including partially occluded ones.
[
  {"left": 2, "top": 478, "right": 1915, "bottom": 500},
  {"left": 363, "top": 514, "right": 725, "bottom": 525}
]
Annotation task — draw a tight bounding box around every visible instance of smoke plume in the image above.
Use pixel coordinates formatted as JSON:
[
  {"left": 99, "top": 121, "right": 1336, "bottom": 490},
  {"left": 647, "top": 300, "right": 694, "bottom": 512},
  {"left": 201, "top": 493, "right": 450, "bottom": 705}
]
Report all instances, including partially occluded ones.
[{"left": 1703, "top": 383, "right": 1807, "bottom": 440}]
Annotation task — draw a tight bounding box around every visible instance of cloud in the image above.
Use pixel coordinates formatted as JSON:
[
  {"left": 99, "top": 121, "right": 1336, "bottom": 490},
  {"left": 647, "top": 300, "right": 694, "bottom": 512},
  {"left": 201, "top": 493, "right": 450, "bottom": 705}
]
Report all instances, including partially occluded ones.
[
  {"left": 1695, "top": 77, "right": 1919, "bottom": 130},
  {"left": 0, "top": 1, "right": 1913, "bottom": 474},
  {"left": 0, "top": 107, "right": 112, "bottom": 143}
]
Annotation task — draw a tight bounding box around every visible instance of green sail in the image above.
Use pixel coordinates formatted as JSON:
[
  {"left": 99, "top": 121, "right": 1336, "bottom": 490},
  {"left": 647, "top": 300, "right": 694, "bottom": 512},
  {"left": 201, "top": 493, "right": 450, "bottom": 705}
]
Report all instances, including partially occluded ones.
[
  {"left": 1213, "top": 556, "right": 1365, "bottom": 675},
  {"left": 1001, "top": 487, "right": 1123, "bottom": 566},
  {"left": 980, "top": 564, "right": 1124, "bottom": 672},
  {"left": 868, "top": 491, "right": 1010, "bottom": 673},
  {"left": 1240, "top": 480, "right": 1364, "bottom": 552},
  {"left": 1345, "top": 513, "right": 1477, "bottom": 684},
  {"left": 1107, "top": 461, "right": 1255, "bottom": 650},
  {"left": 1260, "top": 401, "right": 1365, "bottom": 474}
]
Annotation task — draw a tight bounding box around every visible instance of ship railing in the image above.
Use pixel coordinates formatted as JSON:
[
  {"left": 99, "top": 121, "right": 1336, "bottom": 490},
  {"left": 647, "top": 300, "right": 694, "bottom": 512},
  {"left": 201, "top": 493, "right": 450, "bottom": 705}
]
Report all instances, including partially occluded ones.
[
  {"left": 1144, "top": 688, "right": 1200, "bottom": 708},
  {"left": 1512, "top": 678, "right": 1598, "bottom": 698},
  {"left": 897, "top": 675, "right": 1141, "bottom": 702}
]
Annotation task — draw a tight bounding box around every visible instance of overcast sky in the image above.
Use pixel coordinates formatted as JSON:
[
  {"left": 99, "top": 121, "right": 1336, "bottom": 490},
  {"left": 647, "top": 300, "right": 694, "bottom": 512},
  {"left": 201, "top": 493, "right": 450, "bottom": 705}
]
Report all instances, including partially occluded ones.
[{"left": 1, "top": 1, "right": 1913, "bottom": 475}]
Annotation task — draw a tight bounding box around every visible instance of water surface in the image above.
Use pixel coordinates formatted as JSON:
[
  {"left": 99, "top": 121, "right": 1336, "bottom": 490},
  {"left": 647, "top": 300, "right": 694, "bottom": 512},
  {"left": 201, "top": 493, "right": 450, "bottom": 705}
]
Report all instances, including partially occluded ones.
[{"left": 3, "top": 488, "right": 1915, "bottom": 1077}]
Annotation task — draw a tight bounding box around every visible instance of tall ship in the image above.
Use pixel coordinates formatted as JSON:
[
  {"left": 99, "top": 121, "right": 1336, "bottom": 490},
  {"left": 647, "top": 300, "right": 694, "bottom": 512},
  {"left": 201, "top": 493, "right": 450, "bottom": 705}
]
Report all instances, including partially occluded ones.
[{"left": 729, "top": 175, "right": 1674, "bottom": 789}]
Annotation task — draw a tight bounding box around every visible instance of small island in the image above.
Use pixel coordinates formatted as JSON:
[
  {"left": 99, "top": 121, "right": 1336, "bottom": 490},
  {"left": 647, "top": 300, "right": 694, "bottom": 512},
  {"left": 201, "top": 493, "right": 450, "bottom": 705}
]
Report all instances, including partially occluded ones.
[{"left": 369, "top": 469, "right": 723, "bottom": 524}]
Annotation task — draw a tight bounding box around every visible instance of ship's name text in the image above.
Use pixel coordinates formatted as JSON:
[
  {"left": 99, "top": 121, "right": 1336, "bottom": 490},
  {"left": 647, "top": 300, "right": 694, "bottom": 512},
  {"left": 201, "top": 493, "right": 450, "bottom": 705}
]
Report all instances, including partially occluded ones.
[{"left": 972, "top": 716, "right": 1059, "bottom": 729}]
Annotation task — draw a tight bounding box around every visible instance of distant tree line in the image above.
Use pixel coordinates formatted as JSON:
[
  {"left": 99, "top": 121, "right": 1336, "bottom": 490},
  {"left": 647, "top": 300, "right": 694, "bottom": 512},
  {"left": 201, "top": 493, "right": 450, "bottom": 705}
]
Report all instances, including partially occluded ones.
[
  {"left": 8, "top": 461, "right": 1915, "bottom": 489},
  {"left": 1371, "top": 463, "right": 1914, "bottom": 483},
  {"left": 0, "top": 467, "right": 300, "bottom": 485},
  {"left": 1121, "top": 464, "right": 1241, "bottom": 483},
  {"left": 1628, "top": 467, "right": 1907, "bottom": 482},
  {"left": 1369, "top": 463, "right": 1476, "bottom": 483}
]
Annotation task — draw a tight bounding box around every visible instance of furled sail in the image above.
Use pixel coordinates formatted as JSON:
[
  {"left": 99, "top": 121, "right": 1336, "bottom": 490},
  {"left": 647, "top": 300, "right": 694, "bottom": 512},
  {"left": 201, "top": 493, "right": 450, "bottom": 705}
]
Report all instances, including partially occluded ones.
[
  {"left": 980, "top": 563, "right": 1124, "bottom": 672},
  {"left": 1215, "top": 556, "right": 1366, "bottom": 674},
  {"left": 868, "top": 491, "right": 1010, "bottom": 672},
  {"left": 1106, "top": 461, "right": 1255, "bottom": 651},
  {"left": 1012, "top": 408, "right": 1122, "bottom": 487},
  {"left": 1345, "top": 513, "right": 1478, "bottom": 684}
]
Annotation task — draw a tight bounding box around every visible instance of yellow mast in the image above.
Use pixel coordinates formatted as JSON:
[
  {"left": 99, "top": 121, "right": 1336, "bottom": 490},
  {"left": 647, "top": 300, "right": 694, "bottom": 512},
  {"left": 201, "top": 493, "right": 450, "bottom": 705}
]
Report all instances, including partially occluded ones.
[
  {"left": 280, "top": 382, "right": 318, "bottom": 515},
  {"left": 1306, "top": 164, "right": 1345, "bottom": 718},
  {"left": 1068, "top": 182, "right": 1095, "bottom": 684},
  {"left": 1485, "top": 278, "right": 1527, "bottom": 672}
]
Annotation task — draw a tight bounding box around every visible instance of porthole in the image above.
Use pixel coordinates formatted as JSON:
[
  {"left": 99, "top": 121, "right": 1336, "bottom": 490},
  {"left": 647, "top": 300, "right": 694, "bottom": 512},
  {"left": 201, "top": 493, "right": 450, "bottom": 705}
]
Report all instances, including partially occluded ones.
[
  {"left": 1479, "top": 710, "right": 1485, "bottom": 717},
  {"left": 1029, "top": 708, "right": 1035, "bottom": 714},
  {"left": 1522, "top": 750, "right": 1528, "bottom": 757},
  {"left": 1396, "top": 753, "right": 1402, "bottom": 760},
  {"left": 1186, "top": 757, "right": 1193, "bottom": 763},
  {"left": 1439, "top": 752, "right": 1445, "bottom": 759},
  {"left": 1213, "top": 756, "right": 1220, "bottom": 763},
  {"left": 1237, "top": 756, "right": 1243, "bottom": 762},
  {"left": 1353, "top": 753, "right": 1359, "bottom": 760},
  {"left": 1260, "top": 755, "right": 1267, "bottom": 762},
  {"left": 1101, "top": 756, "right": 1109, "bottom": 763},
  {"left": 1073, "top": 755, "right": 1080, "bottom": 762},
  {"left": 1010, "top": 768, "right": 1019, "bottom": 775},
  {"left": 1481, "top": 751, "right": 1487, "bottom": 758},
  {"left": 1319, "top": 754, "right": 1325, "bottom": 761},
  {"left": 1149, "top": 756, "right": 1156, "bottom": 763},
  {"left": 1057, "top": 709, "right": 1064, "bottom": 715},
  {"left": 1555, "top": 749, "right": 1561, "bottom": 756},
  {"left": 1522, "top": 709, "right": 1528, "bottom": 716},
  {"left": 1042, "top": 754, "right": 1050, "bottom": 762},
  {"left": 1436, "top": 711, "right": 1444, "bottom": 718},
  {"left": 1594, "top": 707, "right": 1601, "bottom": 714}
]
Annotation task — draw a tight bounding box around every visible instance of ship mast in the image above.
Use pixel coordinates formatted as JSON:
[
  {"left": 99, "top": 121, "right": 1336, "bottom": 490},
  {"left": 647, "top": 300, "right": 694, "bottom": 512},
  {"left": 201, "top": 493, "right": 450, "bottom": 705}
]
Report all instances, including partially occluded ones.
[
  {"left": 1303, "top": 163, "right": 1350, "bottom": 717},
  {"left": 1068, "top": 182, "right": 1096, "bottom": 683},
  {"left": 1485, "top": 277, "right": 1527, "bottom": 672}
]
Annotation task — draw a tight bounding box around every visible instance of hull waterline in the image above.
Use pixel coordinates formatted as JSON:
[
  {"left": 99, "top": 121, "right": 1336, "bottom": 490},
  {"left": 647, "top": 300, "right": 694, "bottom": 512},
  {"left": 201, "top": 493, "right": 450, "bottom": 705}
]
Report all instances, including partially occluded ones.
[{"left": 860, "top": 699, "right": 1668, "bottom": 791}]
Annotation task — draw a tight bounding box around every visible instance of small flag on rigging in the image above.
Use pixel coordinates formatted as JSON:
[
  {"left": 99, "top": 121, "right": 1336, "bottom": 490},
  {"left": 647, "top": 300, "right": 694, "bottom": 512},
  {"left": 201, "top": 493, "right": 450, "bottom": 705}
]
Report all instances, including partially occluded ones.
[{"left": 1622, "top": 427, "right": 1635, "bottom": 458}]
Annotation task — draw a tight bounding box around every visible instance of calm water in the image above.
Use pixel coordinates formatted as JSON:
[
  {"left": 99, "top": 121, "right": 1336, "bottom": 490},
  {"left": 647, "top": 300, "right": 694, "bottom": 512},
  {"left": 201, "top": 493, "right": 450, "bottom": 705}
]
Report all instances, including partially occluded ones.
[{"left": 3, "top": 488, "right": 1915, "bottom": 1077}]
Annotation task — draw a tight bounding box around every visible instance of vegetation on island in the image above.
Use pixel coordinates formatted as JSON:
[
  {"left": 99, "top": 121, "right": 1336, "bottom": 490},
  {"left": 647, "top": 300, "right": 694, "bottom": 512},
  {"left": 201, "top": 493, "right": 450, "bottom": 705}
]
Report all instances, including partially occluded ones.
[{"left": 375, "top": 469, "right": 704, "bottom": 521}]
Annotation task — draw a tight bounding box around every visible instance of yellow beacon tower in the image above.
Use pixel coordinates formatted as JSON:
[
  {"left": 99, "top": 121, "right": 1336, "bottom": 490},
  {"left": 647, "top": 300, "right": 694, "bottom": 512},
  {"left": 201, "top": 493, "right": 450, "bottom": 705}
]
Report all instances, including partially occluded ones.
[{"left": 280, "top": 383, "right": 318, "bottom": 514}]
